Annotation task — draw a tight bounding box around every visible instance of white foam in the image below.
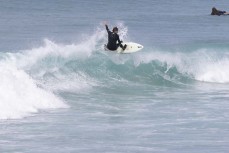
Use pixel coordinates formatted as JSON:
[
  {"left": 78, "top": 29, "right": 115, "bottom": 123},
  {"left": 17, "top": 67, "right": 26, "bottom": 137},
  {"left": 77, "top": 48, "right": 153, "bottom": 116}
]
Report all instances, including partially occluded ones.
[
  {"left": 43, "top": 71, "right": 98, "bottom": 93},
  {"left": 195, "top": 58, "right": 229, "bottom": 83},
  {"left": 0, "top": 63, "right": 67, "bottom": 120}
]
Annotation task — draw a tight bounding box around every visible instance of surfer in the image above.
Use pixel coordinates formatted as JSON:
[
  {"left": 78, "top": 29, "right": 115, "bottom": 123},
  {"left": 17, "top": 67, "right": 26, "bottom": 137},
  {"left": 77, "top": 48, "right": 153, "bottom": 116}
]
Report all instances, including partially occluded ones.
[
  {"left": 211, "top": 7, "right": 229, "bottom": 16},
  {"left": 105, "top": 24, "right": 127, "bottom": 51}
]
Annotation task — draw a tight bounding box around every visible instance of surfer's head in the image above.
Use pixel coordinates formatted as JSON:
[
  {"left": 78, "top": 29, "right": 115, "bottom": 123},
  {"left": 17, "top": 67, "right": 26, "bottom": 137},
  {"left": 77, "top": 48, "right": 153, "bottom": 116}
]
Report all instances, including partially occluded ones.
[
  {"left": 211, "top": 7, "right": 218, "bottom": 15},
  {"left": 113, "top": 27, "right": 118, "bottom": 33}
]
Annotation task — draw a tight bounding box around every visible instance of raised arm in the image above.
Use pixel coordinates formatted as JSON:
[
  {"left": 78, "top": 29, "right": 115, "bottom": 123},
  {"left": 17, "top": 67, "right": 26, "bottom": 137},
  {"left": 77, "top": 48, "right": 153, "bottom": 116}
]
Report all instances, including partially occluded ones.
[{"left": 105, "top": 25, "right": 110, "bottom": 33}]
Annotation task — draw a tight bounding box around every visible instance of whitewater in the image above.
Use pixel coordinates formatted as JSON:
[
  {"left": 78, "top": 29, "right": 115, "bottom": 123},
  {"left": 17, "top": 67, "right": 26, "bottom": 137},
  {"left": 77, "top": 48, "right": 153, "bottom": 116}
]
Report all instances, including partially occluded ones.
[{"left": 1, "top": 0, "right": 229, "bottom": 153}]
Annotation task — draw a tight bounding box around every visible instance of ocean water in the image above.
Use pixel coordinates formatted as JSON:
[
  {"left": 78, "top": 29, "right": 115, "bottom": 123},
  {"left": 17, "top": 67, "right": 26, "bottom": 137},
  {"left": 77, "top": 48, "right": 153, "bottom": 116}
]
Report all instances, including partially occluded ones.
[{"left": 1, "top": 0, "right": 229, "bottom": 152}]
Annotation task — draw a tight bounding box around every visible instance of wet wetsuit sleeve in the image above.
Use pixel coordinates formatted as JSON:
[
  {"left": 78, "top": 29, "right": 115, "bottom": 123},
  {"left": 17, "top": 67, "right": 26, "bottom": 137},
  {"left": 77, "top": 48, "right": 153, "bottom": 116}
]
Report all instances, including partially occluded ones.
[
  {"left": 105, "top": 25, "right": 111, "bottom": 34},
  {"left": 117, "top": 35, "right": 122, "bottom": 45}
]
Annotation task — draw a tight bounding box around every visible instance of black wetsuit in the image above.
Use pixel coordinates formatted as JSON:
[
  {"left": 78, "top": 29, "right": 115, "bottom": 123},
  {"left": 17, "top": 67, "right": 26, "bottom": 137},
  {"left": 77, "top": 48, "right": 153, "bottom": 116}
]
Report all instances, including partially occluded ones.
[
  {"left": 218, "top": 11, "right": 226, "bottom": 15},
  {"left": 105, "top": 25, "right": 124, "bottom": 51},
  {"left": 211, "top": 10, "right": 227, "bottom": 16}
]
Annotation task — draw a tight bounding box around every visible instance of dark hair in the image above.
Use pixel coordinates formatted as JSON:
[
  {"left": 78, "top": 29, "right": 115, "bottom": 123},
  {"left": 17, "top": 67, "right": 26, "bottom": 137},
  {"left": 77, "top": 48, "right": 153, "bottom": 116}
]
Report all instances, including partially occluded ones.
[
  {"left": 113, "top": 27, "right": 118, "bottom": 32},
  {"left": 211, "top": 7, "right": 219, "bottom": 15}
]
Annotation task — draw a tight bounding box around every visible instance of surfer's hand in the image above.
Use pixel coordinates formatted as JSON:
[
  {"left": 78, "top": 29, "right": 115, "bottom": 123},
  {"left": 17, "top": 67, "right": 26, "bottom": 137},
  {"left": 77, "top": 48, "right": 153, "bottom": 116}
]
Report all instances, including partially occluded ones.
[{"left": 103, "top": 21, "right": 108, "bottom": 26}]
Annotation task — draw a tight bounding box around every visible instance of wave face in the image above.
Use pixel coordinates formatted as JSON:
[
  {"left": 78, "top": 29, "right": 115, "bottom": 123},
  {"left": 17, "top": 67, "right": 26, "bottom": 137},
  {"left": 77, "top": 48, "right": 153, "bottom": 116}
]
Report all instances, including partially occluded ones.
[
  {"left": 133, "top": 48, "right": 229, "bottom": 84},
  {"left": 1, "top": 23, "right": 229, "bottom": 119}
]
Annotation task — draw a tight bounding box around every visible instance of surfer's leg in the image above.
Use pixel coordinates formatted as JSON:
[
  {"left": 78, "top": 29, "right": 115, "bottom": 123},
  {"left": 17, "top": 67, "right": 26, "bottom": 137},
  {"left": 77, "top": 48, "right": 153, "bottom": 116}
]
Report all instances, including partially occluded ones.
[{"left": 118, "top": 44, "right": 127, "bottom": 51}]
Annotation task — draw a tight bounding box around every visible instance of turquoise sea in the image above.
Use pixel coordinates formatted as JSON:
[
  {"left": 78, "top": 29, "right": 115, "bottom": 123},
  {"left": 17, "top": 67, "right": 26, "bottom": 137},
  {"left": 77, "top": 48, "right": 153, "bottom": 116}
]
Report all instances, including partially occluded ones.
[{"left": 0, "top": 1, "right": 229, "bottom": 152}]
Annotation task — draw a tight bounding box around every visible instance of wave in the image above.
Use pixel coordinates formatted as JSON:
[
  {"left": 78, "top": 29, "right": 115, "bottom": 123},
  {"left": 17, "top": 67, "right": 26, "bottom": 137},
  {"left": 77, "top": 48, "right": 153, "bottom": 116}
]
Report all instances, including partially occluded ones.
[
  {"left": 133, "top": 48, "right": 229, "bottom": 83},
  {"left": 0, "top": 23, "right": 110, "bottom": 120},
  {"left": 1, "top": 23, "right": 229, "bottom": 119}
]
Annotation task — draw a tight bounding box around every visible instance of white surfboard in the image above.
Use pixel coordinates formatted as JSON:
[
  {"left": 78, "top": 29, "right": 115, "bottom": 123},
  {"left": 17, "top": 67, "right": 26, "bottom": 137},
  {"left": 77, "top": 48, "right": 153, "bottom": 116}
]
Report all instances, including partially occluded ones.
[{"left": 104, "top": 42, "right": 143, "bottom": 54}]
